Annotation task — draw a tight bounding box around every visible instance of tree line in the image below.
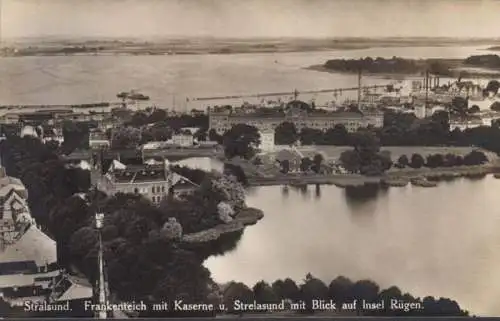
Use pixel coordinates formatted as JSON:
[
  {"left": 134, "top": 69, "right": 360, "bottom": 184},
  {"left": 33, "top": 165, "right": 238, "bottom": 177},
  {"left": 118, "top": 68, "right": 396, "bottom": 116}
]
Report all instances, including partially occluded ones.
[
  {"left": 222, "top": 273, "right": 468, "bottom": 316},
  {"left": 273, "top": 110, "right": 500, "bottom": 156}
]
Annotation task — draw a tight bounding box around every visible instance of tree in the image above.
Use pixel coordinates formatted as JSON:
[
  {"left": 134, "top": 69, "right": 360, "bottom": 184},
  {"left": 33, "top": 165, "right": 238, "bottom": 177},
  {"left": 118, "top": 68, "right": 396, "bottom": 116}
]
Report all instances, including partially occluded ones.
[
  {"left": 352, "top": 279, "right": 379, "bottom": 303},
  {"left": 328, "top": 276, "right": 354, "bottom": 304},
  {"left": 451, "top": 96, "right": 468, "bottom": 119},
  {"left": 468, "top": 105, "right": 480, "bottom": 114},
  {"left": 425, "top": 153, "right": 444, "bottom": 168},
  {"left": 253, "top": 281, "right": 279, "bottom": 304},
  {"left": 299, "top": 274, "right": 329, "bottom": 313},
  {"left": 62, "top": 121, "right": 90, "bottom": 154},
  {"left": 275, "top": 122, "right": 298, "bottom": 145},
  {"left": 300, "top": 157, "right": 312, "bottom": 172},
  {"left": 272, "top": 278, "right": 300, "bottom": 301},
  {"left": 486, "top": 80, "right": 500, "bottom": 95},
  {"left": 111, "top": 126, "right": 142, "bottom": 149},
  {"left": 208, "top": 129, "right": 223, "bottom": 143},
  {"left": 339, "top": 149, "right": 361, "bottom": 173},
  {"left": 323, "top": 124, "right": 349, "bottom": 145},
  {"left": 490, "top": 101, "right": 500, "bottom": 111},
  {"left": 463, "top": 150, "right": 488, "bottom": 165},
  {"left": 312, "top": 153, "right": 324, "bottom": 173},
  {"left": 396, "top": 154, "right": 409, "bottom": 168},
  {"left": 223, "top": 124, "right": 261, "bottom": 159},
  {"left": 224, "top": 282, "right": 254, "bottom": 313},
  {"left": 410, "top": 153, "right": 425, "bottom": 169},
  {"left": 280, "top": 159, "right": 290, "bottom": 174},
  {"left": 299, "top": 128, "right": 324, "bottom": 145}
]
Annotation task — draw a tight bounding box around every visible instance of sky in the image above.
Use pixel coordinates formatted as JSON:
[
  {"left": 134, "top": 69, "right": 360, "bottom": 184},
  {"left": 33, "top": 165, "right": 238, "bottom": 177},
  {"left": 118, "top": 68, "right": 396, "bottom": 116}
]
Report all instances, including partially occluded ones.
[{"left": 2, "top": 0, "right": 500, "bottom": 39}]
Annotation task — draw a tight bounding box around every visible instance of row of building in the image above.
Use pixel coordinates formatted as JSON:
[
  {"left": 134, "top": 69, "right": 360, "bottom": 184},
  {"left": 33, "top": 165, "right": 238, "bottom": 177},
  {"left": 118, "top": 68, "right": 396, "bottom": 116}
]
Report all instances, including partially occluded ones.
[{"left": 0, "top": 166, "right": 93, "bottom": 314}]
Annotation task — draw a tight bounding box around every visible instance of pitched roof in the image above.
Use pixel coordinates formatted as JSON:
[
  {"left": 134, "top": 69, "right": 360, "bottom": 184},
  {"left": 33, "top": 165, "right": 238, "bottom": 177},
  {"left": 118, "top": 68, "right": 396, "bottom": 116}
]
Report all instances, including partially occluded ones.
[
  {"left": 108, "top": 163, "right": 168, "bottom": 183},
  {"left": 51, "top": 275, "right": 93, "bottom": 302},
  {"left": 1, "top": 224, "right": 57, "bottom": 267},
  {"left": 171, "top": 173, "right": 199, "bottom": 190}
]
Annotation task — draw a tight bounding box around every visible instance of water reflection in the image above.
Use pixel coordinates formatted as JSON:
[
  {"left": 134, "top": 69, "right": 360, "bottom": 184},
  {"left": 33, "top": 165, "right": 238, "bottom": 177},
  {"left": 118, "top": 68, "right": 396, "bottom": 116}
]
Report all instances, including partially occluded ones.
[
  {"left": 315, "top": 184, "right": 321, "bottom": 199},
  {"left": 205, "top": 178, "right": 500, "bottom": 316},
  {"left": 344, "top": 183, "right": 386, "bottom": 207},
  {"left": 281, "top": 185, "right": 289, "bottom": 198}
]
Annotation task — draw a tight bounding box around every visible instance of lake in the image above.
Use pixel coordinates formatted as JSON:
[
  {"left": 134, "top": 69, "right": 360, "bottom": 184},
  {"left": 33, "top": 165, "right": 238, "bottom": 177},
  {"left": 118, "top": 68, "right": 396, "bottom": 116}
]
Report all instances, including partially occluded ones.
[
  {"left": 2, "top": 44, "right": 499, "bottom": 316},
  {"left": 205, "top": 177, "right": 500, "bottom": 316}
]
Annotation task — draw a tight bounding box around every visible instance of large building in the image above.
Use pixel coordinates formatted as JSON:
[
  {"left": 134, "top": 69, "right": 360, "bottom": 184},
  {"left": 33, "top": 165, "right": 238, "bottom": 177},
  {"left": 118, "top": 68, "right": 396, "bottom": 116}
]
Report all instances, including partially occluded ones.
[
  {"left": 208, "top": 100, "right": 384, "bottom": 134},
  {"left": 97, "top": 160, "right": 198, "bottom": 204}
]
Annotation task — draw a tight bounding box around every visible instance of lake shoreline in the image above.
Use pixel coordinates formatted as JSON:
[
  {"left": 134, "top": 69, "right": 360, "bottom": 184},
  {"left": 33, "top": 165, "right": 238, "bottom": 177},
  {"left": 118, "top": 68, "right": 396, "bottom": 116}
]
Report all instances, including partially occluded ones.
[
  {"left": 246, "top": 164, "right": 498, "bottom": 188},
  {"left": 306, "top": 63, "right": 500, "bottom": 78}
]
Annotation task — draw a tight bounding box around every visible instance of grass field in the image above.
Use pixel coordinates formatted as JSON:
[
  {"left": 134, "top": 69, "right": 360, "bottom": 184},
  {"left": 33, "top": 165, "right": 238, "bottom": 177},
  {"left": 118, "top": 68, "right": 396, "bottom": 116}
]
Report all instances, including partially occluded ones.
[{"left": 273, "top": 145, "right": 497, "bottom": 162}]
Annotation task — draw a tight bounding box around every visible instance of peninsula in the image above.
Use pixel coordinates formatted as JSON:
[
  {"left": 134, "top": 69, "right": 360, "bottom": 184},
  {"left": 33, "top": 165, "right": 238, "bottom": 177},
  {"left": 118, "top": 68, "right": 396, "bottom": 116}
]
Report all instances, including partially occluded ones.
[{"left": 309, "top": 54, "right": 500, "bottom": 78}]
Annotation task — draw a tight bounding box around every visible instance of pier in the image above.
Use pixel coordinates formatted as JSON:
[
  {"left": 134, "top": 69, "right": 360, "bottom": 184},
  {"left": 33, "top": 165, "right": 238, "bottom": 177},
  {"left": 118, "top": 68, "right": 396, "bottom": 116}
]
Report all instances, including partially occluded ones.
[{"left": 191, "top": 85, "right": 391, "bottom": 101}]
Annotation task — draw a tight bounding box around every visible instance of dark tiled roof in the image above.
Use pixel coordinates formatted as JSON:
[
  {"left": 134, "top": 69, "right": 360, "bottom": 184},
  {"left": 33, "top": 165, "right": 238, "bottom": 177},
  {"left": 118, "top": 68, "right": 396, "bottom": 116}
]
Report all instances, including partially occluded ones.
[
  {"left": 110, "top": 164, "right": 167, "bottom": 183},
  {"left": 0, "top": 261, "right": 38, "bottom": 275}
]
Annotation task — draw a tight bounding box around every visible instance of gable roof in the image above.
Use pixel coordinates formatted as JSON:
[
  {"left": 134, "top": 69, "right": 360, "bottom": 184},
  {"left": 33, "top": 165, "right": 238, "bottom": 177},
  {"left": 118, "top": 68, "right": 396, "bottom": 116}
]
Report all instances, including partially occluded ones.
[
  {"left": 51, "top": 274, "right": 93, "bottom": 302},
  {"left": 1, "top": 224, "right": 57, "bottom": 267},
  {"left": 171, "top": 173, "right": 199, "bottom": 190}
]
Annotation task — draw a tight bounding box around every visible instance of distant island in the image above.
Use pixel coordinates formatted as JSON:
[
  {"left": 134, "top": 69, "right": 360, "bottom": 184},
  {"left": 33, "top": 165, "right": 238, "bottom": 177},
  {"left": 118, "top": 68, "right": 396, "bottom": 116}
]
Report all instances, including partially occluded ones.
[
  {"left": 1, "top": 37, "right": 500, "bottom": 57},
  {"left": 309, "top": 54, "right": 500, "bottom": 78},
  {"left": 487, "top": 46, "right": 500, "bottom": 51}
]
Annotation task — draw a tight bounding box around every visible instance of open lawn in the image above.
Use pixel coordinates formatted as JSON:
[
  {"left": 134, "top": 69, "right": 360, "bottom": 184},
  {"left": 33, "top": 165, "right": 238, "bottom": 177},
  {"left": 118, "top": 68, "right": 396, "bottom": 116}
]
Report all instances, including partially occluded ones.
[{"left": 273, "top": 145, "right": 497, "bottom": 162}]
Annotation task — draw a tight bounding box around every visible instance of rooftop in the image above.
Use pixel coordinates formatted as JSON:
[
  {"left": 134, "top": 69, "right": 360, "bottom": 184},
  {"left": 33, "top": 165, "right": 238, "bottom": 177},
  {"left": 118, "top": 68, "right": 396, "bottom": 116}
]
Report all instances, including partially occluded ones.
[
  {"left": 107, "top": 161, "right": 168, "bottom": 183},
  {"left": 1, "top": 224, "right": 57, "bottom": 267}
]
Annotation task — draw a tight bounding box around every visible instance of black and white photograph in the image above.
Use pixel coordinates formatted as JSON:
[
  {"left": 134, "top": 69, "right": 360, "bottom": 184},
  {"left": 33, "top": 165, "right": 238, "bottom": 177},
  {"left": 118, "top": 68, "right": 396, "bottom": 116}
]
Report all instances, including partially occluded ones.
[{"left": 0, "top": 0, "right": 500, "bottom": 318}]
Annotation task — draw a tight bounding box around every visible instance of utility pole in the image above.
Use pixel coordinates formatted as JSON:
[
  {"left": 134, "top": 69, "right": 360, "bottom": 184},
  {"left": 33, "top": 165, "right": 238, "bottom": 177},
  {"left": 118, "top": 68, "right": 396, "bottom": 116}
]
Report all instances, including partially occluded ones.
[
  {"left": 95, "top": 213, "right": 107, "bottom": 319},
  {"left": 425, "top": 70, "right": 429, "bottom": 109},
  {"left": 357, "top": 68, "right": 362, "bottom": 110}
]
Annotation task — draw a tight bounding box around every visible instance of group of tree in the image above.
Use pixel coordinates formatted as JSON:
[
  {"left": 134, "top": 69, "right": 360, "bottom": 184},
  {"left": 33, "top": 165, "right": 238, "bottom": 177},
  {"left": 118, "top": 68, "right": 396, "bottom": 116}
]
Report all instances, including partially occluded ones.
[
  {"left": 276, "top": 153, "right": 326, "bottom": 174},
  {"left": 464, "top": 54, "right": 500, "bottom": 70},
  {"left": 222, "top": 274, "right": 468, "bottom": 316},
  {"left": 395, "top": 150, "right": 488, "bottom": 169},
  {"left": 221, "top": 124, "right": 261, "bottom": 160},
  {"left": 0, "top": 135, "right": 247, "bottom": 317},
  {"left": 272, "top": 110, "right": 500, "bottom": 158},
  {"left": 323, "top": 57, "right": 423, "bottom": 74},
  {"left": 338, "top": 131, "right": 393, "bottom": 176}
]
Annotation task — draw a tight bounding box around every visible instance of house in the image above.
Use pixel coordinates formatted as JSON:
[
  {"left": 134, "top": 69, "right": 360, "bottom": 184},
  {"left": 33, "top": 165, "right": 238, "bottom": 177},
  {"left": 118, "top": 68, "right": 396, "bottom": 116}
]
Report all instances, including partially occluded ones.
[
  {"left": 48, "top": 273, "right": 93, "bottom": 317},
  {"left": 89, "top": 130, "right": 110, "bottom": 149},
  {"left": 169, "top": 173, "right": 199, "bottom": 198},
  {"left": 171, "top": 131, "right": 194, "bottom": 147},
  {"left": 449, "top": 119, "right": 483, "bottom": 131},
  {"left": 0, "top": 167, "right": 59, "bottom": 305},
  {"left": 97, "top": 160, "right": 196, "bottom": 204}
]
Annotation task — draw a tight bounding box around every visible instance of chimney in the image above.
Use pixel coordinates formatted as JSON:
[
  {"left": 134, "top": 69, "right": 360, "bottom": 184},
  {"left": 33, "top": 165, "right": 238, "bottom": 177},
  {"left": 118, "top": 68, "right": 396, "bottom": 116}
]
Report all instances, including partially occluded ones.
[{"left": 0, "top": 166, "right": 5, "bottom": 178}]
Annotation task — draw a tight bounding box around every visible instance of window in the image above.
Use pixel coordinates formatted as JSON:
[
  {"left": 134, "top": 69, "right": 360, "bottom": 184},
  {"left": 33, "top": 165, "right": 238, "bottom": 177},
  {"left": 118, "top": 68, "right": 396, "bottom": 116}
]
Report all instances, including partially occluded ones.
[
  {"left": 134, "top": 188, "right": 139, "bottom": 194},
  {"left": 162, "top": 186, "right": 166, "bottom": 193},
  {"left": 152, "top": 186, "right": 156, "bottom": 193}
]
